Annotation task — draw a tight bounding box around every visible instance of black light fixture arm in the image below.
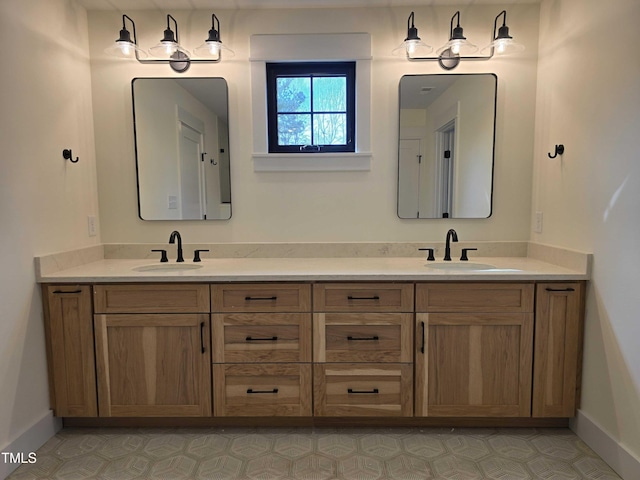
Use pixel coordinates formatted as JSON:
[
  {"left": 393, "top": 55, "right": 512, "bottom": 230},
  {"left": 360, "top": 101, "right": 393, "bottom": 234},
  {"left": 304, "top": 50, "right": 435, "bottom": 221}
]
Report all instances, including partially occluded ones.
[
  {"left": 494, "top": 10, "right": 508, "bottom": 40},
  {"left": 210, "top": 13, "right": 221, "bottom": 41},
  {"left": 450, "top": 11, "right": 462, "bottom": 38},
  {"left": 165, "top": 14, "right": 179, "bottom": 44}
]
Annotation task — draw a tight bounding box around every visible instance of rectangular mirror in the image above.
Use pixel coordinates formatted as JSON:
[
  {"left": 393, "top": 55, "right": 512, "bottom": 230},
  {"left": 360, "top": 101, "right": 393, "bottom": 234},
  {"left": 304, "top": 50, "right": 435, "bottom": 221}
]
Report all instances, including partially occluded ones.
[
  {"left": 397, "top": 74, "right": 496, "bottom": 219},
  {"left": 133, "top": 77, "right": 231, "bottom": 220}
]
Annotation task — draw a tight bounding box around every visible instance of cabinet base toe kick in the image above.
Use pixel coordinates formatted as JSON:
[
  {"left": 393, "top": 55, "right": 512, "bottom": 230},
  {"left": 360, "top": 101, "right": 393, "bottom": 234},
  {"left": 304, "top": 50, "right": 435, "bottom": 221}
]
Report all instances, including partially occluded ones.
[{"left": 61, "top": 416, "right": 571, "bottom": 429}]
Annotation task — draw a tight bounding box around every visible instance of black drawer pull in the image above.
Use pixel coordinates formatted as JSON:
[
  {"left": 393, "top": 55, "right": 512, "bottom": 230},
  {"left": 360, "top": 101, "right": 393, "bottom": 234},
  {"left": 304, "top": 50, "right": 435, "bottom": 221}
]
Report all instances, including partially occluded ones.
[
  {"left": 246, "top": 336, "right": 278, "bottom": 342},
  {"left": 245, "top": 296, "right": 278, "bottom": 301},
  {"left": 52, "top": 290, "right": 82, "bottom": 294},
  {"left": 347, "top": 295, "right": 380, "bottom": 300},
  {"left": 347, "top": 336, "right": 379, "bottom": 341},
  {"left": 545, "top": 287, "right": 575, "bottom": 292},
  {"left": 200, "top": 322, "right": 206, "bottom": 354},
  {"left": 420, "top": 321, "right": 425, "bottom": 354},
  {"left": 348, "top": 388, "right": 379, "bottom": 394},
  {"left": 247, "top": 388, "right": 279, "bottom": 394}
]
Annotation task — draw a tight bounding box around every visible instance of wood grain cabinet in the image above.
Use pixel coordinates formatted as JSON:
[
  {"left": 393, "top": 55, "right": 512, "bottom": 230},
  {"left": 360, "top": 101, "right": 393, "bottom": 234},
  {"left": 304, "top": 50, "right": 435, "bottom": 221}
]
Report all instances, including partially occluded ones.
[
  {"left": 313, "top": 283, "right": 414, "bottom": 417},
  {"left": 42, "top": 285, "right": 97, "bottom": 417},
  {"left": 211, "top": 284, "right": 312, "bottom": 416},
  {"left": 533, "top": 283, "right": 584, "bottom": 417},
  {"left": 415, "top": 283, "right": 534, "bottom": 417},
  {"left": 93, "top": 285, "right": 212, "bottom": 417}
]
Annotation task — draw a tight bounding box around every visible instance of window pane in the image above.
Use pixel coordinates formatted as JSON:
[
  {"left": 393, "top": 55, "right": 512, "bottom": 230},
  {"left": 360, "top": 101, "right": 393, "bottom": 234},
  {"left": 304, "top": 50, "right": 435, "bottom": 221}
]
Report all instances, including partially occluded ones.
[
  {"left": 277, "top": 114, "right": 311, "bottom": 145},
  {"left": 276, "top": 77, "right": 310, "bottom": 112},
  {"left": 312, "top": 77, "right": 346, "bottom": 112},
  {"left": 313, "top": 114, "right": 346, "bottom": 145}
]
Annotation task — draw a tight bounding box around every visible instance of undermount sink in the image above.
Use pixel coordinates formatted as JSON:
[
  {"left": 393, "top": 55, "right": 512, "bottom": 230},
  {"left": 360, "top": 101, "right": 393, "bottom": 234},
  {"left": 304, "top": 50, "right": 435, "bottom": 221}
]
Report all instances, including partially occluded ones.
[
  {"left": 133, "top": 263, "right": 203, "bottom": 272},
  {"left": 426, "top": 262, "right": 498, "bottom": 271}
]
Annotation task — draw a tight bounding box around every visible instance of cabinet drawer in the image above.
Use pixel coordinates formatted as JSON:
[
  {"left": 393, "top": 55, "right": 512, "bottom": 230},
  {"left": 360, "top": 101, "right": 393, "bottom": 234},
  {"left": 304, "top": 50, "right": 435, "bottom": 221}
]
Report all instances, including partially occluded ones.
[
  {"left": 211, "top": 284, "right": 311, "bottom": 312},
  {"left": 313, "top": 283, "right": 414, "bottom": 312},
  {"left": 416, "top": 283, "right": 534, "bottom": 313},
  {"left": 213, "top": 364, "right": 312, "bottom": 416},
  {"left": 94, "top": 284, "right": 209, "bottom": 314},
  {"left": 314, "top": 364, "right": 413, "bottom": 417},
  {"left": 212, "top": 313, "right": 311, "bottom": 363},
  {"left": 314, "top": 313, "right": 413, "bottom": 363}
]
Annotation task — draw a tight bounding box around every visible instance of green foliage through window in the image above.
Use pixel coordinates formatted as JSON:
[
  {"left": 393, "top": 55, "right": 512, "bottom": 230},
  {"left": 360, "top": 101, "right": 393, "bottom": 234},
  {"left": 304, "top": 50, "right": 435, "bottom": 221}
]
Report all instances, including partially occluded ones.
[{"left": 266, "top": 62, "right": 355, "bottom": 153}]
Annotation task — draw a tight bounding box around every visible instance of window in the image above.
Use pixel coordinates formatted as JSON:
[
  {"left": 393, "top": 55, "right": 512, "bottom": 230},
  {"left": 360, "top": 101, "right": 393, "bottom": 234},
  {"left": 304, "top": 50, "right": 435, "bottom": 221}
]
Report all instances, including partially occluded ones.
[{"left": 266, "top": 62, "right": 356, "bottom": 153}]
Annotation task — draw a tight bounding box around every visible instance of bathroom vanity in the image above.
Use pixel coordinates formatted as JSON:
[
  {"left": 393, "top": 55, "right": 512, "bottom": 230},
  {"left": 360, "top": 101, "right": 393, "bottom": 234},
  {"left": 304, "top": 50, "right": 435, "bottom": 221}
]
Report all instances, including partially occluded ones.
[{"left": 37, "top": 249, "right": 588, "bottom": 427}]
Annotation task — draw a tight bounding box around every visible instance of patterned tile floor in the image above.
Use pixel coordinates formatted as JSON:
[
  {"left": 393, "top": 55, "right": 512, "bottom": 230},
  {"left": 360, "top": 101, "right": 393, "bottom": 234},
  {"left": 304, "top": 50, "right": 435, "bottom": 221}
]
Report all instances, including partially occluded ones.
[{"left": 7, "top": 427, "right": 621, "bottom": 479}]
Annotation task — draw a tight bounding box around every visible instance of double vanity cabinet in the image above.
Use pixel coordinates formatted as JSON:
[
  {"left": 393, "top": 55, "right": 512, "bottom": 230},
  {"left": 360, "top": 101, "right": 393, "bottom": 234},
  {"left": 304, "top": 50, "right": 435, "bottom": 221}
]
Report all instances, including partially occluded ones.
[{"left": 42, "top": 278, "right": 584, "bottom": 426}]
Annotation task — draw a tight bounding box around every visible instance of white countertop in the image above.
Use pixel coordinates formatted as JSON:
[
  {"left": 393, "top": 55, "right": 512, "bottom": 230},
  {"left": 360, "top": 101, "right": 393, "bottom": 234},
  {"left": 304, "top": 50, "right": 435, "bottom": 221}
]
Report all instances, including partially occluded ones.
[{"left": 36, "top": 256, "right": 589, "bottom": 283}]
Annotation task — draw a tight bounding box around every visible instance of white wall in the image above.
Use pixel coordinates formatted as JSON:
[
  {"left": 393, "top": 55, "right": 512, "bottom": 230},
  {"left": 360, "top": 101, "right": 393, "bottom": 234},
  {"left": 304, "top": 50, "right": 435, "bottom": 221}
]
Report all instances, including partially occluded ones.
[
  {"left": 533, "top": 0, "right": 640, "bottom": 470},
  {"left": 0, "top": 0, "right": 99, "bottom": 475},
  {"left": 88, "top": 4, "right": 539, "bottom": 243}
]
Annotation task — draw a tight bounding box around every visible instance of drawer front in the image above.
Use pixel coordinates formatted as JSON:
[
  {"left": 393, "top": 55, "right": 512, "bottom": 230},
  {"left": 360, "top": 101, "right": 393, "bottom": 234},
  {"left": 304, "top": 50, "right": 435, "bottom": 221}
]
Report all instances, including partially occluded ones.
[
  {"left": 94, "top": 284, "right": 209, "bottom": 314},
  {"left": 213, "top": 364, "right": 312, "bottom": 416},
  {"left": 314, "top": 283, "right": 414, "bottom": 312},
  {"left": 416, "top": 283, "right": 534, "bottom": 313},
  {"left": 212, "top": 284, "right": 311, "bottom": 312},
  {"left": 212, "top": 313, "right": 311, "bottom": 363},
  {"left": 314, "top": 364, "right": 413, "bottom": 417},
  {"left": 314, "top": 313, "right": 413, "bottom": 363}
]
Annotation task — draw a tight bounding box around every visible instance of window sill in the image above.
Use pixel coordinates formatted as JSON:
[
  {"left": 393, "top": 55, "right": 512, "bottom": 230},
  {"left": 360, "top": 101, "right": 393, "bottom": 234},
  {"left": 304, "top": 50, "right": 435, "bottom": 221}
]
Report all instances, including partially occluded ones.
[{"left": 252, "top": 152, "right": 372, "bottom": 172}]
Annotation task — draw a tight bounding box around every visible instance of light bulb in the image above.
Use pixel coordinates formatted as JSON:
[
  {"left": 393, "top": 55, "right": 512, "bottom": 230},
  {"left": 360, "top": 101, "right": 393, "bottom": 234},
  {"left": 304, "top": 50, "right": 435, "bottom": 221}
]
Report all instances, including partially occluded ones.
[
  {"left": 208, "top": 42, "right": 220, "bottom": 56},
  {"left": 451, "top": 43, "right": 460, "bottom": 55},
  {"left": 119, "top": 42, "right": 131, "bottom": 56},
  {"left": 164, "top": 42, "right": 176, "bottom": 55}
]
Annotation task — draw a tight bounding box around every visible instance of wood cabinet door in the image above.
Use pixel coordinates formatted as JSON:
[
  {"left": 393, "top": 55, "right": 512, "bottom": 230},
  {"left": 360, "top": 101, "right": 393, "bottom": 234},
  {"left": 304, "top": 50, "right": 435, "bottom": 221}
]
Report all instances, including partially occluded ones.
[
  {"left": 94, "top": 314, "right": 211, "bottom": 417},
  {"left": 533, "top": 283, "right": 583, "bottom": 417},
  {"left": 415, "top": 312, "right": 533, "bottom": 417},
  {"left": 44, "top": 285, "right": 97, "bottom": 417}
]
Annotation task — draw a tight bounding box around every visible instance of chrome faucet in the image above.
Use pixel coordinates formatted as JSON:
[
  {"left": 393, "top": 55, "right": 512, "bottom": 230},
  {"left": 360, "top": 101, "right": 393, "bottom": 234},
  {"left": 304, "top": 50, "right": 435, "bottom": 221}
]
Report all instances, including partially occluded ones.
[
  {"left": 444, "top": 229, "right": 458, "bottom": 261},
  {"left": 168, "top": 230, "right": 184, "bottom": 262}
]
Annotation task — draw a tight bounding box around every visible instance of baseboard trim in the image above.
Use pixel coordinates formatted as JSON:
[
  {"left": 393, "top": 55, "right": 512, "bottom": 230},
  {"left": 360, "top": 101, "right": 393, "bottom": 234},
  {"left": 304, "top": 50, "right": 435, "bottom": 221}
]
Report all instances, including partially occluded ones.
[
  {"left": 0, "top": 411, "right": 62, "bottom": 480},
  {"left": 571, "top": 409, "right": 640, "bottom": 480}
]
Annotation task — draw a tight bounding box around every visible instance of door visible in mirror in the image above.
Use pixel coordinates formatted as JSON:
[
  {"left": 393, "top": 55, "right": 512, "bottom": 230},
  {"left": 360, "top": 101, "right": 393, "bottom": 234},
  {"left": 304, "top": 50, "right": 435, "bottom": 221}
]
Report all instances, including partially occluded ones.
[
  {"left": 133, "top": 78, "right": 231, "bottom": 220},
  {"left": 397, "top": 74, "right": 496, "bottom": 219}
]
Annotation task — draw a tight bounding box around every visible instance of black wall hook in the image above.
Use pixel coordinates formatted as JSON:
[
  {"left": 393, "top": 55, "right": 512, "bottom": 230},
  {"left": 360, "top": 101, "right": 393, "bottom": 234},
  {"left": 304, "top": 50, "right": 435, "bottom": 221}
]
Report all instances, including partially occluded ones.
[
  {"left": 548, "top": 144, "right": 565, "bottom": 159},
  {"left": 62, "top": 149, "right": 79, "bottom": 163}
]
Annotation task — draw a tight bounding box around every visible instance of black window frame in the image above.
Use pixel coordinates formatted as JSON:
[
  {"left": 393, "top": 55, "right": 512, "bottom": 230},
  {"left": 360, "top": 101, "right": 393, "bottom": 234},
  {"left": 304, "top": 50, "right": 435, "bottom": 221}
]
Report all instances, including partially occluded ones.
[{"left": 266, "top": 61, "right": 356, "bottom": 154}]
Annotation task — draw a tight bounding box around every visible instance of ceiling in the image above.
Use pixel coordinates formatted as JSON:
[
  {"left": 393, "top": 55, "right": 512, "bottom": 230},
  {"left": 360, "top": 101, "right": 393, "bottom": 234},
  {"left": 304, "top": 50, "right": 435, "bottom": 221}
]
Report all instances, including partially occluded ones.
[{"left": 78, "top": 0, "right": 539, "bottom": 11}]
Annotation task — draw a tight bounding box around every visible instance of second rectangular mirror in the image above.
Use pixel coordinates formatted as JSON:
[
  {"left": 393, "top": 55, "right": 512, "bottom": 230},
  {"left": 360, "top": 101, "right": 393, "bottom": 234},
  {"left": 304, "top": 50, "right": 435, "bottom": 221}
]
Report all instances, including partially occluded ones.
[
  {"left": 133, "top": 77, "right": 231, "bottom": 220},
  {"left": 398, "top": 74, "right": 496, "bottom": 219}
]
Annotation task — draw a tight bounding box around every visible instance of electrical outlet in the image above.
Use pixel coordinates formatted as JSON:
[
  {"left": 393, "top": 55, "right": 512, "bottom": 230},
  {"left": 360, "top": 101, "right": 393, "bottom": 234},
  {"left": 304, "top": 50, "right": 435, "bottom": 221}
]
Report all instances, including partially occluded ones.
[
  {"left": 168, "top": 195, "right": 178, "bottom": 210},
  {"left": 88, "top": 215, "right": 97, "bottom": 237},
  {"left": 534, "top": 211, "right": 543, "bottom": 233}
]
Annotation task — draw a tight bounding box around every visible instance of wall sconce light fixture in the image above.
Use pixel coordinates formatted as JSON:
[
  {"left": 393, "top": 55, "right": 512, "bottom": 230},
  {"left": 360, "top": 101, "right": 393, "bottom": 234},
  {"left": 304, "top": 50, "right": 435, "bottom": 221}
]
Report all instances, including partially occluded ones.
[
  {"left": 105, "top": 13, "right": 234, "bottom": 73},
  {"left": 394, "top": 10, "right": 524, "bottom": 70}
]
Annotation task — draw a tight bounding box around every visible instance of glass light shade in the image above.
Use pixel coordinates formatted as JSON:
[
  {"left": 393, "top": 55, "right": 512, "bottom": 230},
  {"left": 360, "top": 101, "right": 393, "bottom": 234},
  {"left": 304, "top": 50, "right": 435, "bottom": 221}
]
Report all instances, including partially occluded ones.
[
  {"left": 436, "top": 38, "right": 478, "bottom": 56},
  {"left": 194, "top": 40, "right": 235, "bottom": 58},
  {"left": 149, "top": 41, "right": 190, "bottom": 59},
  {"left": 480, "top": 37, "right": 525, "bottom": 56},
  {"left": 392, "top": 39, "right": 433, "bottom": 57},
  {"left": 104, "top": 40, "right": 148, "bottom": 59}
]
